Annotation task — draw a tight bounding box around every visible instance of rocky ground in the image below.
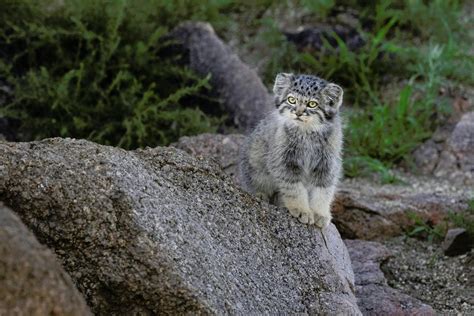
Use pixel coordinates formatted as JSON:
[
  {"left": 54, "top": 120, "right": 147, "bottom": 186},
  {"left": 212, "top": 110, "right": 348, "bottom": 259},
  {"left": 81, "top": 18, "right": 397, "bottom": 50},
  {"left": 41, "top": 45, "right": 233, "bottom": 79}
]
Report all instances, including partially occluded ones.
[{"left": 383, "top": 236, "right": 473, "bottom": 315}]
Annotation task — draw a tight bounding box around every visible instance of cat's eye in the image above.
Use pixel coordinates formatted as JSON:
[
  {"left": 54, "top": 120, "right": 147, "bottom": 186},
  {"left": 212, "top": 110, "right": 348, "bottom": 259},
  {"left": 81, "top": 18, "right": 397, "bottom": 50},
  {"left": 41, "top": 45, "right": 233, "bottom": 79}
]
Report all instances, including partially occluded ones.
[
  {"left": 287, "top": 96, "right": 296, "bottom": 104},
  {"left": 307, "top": 100, "right": 318, "bottom": 108}
]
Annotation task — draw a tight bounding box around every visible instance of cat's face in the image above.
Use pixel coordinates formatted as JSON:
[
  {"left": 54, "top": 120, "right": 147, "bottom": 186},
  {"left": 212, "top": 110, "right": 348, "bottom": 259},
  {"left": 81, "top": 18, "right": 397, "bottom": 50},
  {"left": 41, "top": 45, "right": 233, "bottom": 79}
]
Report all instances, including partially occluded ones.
[{"left": 273, "top": 73, "right": 343, "bottom": 129}]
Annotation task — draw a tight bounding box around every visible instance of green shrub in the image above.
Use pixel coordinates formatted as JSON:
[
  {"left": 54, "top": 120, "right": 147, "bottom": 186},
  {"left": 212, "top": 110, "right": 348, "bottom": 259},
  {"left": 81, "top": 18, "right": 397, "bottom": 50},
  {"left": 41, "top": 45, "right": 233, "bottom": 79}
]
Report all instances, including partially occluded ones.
[
  {"left": 396, "top": 0, "right": 464, "bottom": 41},
  {"left": 0, "top": 0, "right": 225, "bottom": 148}
]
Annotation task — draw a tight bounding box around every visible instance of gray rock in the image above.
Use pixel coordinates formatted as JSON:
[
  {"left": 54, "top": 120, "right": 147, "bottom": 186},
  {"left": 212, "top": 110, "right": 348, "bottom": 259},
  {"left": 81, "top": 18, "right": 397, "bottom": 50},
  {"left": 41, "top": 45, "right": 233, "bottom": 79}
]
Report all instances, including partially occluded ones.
[
  {"left": 443, "top": 111, "right": 474, "bottom": 175},
  {"left": 383, "top": 236, "right": 474, "bottom": 314},
  {"left": 0, "top": 138, "right": 360, "bottom": 315},
  {"left": 172, "top": 134, "right": 463, "bottom": 313},
  {"left": 434, "top": 150, "right": 459, "bottom": 177},
  {"left": 412, "top": 139, "right": 441, "bottom": 173},
  {"left": 442, "top": 228, "right": 473, "bottom": 256},
  {"left": 171, "top": 133, "right": 245, "bottom": 183},
  {"left": 414, "top": 111, "right": 474, "bottom": 184},
  {"left": 169, "top": 22, "right": 273, "bottom": 132},
  {"left": 332, "top": 185, "right": 470, "bottom": 240},
  {"left": 0, "top": 202, "right": 91, "bottom": 316},
  {"left": 170, "top": 133, "right": 473, "bottom": 241},
  {"left": 345, "top": 239, "right": 435, "bottom": 315}
]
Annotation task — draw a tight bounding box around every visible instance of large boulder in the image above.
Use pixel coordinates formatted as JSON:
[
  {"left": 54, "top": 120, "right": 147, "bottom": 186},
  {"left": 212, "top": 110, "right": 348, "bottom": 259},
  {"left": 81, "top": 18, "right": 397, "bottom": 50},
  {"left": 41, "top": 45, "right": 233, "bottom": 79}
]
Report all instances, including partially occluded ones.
[
  {"left": 172, "top": 133, "right": 473, "bottom": 240},
  {"left": 0, "top": 202, "right": 91, "bottom": 315},
  {"left": 345, "top": 240, "right": 435, "bottom": 315},
  {"left": 0, "top": 138, "right": 360, "bottom": 315},
  {"left": 169, "top": 22, "right": 273, "bottom": 132}
]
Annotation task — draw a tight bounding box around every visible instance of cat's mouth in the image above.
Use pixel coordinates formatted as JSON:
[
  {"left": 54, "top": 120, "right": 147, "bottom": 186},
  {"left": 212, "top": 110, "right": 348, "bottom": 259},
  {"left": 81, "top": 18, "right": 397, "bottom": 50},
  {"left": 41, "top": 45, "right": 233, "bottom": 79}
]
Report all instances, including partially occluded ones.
[{"left": 294, "top": 115, "right": 309, "bottom": 123}]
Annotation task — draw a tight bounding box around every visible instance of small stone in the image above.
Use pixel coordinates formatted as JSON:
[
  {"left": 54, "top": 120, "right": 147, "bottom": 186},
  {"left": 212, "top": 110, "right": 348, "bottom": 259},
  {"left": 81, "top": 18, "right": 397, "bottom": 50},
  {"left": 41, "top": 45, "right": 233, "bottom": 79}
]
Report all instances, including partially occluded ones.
[
  {"left": 412, "top": 139, "right": 440, "bottom": 173},
  {"left": 442, "top": 228, "right": 473, "bottom": 256}
]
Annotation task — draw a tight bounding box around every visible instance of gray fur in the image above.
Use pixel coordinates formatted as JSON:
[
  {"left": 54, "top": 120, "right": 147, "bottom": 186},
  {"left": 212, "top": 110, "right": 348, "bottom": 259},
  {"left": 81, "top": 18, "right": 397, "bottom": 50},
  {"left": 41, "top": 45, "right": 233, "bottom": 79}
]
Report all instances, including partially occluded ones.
[{"left": 239, "top": 73, "right": 343, "bottom": 227}]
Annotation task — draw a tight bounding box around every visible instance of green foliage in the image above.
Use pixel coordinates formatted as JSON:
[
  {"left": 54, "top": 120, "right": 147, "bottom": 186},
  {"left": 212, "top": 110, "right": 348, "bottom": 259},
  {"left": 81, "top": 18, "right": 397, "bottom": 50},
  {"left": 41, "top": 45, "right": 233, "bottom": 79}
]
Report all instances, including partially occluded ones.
[
  {"left": 301, "top": 0, "right": 335, "bottom": 18},
  {"left": 258, "top": 18, "right": 305, "bottom": 85},
  {"left": 301, "top": 15, "right": 399, "bottom": 106},
  {"left": 447, "top": 200, "right": 474, "bottom": 237},
  {"left": 341, "top": 51, "right": 446, "bottom": 180},
  {"left": 0, "top": 0, "right": 226, "bottom": 148},
  {"left": 407, "top": 201, "right": 474, "bottom": 243},
  {"left": 469, "top": 199, "right": 474, "bottom": 212},
  {"left": 406, "top": 212, "right": 447, "bottom": 243},
  {"left": 343, "top": 156, "right": 400, "bottom": 184},
  {"left": 259, "top": 4, "right": 401, "bottom": 106},
  {"left": 396, "top": 0, "right": 464, "bottom": 41},
  {"left": 134, "top": 0, "right": 235, "bottom": 32},
  {"left": 346, "top": 84, "right": 438, "bottom": 163},
  {"left": 400, "top": 41, "right": 474, "bottom": 87}
]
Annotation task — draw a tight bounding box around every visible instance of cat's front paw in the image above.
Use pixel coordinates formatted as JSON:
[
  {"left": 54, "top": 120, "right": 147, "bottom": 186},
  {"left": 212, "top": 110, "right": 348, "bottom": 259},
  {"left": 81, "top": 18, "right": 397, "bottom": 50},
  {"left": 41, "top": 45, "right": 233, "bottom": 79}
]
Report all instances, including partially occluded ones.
[
  {"left": 288, "top": 207, "right": 315, "bottom": 224},
  {"left": 314, "top": 214, "right": 331, "bottom": 228},
  {"left": 291, "top": 207, "right": 331, "bottom": 227}
]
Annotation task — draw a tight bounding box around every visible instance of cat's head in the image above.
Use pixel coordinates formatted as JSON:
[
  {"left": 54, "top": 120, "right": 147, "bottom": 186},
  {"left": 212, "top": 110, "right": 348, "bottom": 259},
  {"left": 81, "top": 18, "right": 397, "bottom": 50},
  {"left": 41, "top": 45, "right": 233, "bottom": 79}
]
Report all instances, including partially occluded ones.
[{"left": 273, "top": 73, "right": 343, "bottom": 128}]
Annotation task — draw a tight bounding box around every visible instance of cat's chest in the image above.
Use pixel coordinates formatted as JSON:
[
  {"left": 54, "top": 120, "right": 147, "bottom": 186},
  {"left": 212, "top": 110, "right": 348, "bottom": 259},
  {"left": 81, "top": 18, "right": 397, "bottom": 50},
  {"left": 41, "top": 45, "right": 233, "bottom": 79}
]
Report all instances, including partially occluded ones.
[
  {"left": 299, "top": 138, "right": 324, "bottom": 171},
  {"left": 285, "top": 134, "right": 326, "bottom": 172}
]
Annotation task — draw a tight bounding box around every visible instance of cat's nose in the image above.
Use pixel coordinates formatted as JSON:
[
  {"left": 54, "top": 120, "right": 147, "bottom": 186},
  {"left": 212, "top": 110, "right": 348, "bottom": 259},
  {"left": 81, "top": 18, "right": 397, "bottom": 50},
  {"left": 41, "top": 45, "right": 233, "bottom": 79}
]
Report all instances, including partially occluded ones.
[{"left": 295, "top": 107, "right": 305, "bottom": 116}]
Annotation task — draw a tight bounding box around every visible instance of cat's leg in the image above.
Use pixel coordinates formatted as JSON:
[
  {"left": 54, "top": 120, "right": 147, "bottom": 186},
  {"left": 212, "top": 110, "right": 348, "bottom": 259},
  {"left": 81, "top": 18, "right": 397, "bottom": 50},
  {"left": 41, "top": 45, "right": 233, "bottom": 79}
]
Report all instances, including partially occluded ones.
[
  {"left": 308, "top": 186, "right": 335, "bottom": 228},
  {"left": 279, "top": 182, "right": 313, "bottom": 224},
  {"left": 251, "top": 170, "right": 277, "bottom": 202}
]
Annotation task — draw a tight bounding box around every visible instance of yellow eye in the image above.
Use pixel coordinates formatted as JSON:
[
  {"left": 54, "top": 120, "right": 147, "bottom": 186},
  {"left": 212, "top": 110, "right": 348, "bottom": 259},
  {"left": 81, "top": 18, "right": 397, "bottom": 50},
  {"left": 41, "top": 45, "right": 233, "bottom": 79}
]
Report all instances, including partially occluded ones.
[
  {"left": 287, "top": 96, "right": 296, "bottom": 104},
  {"left": 308, "top": 100, "right": 318, "bottom": 108}
]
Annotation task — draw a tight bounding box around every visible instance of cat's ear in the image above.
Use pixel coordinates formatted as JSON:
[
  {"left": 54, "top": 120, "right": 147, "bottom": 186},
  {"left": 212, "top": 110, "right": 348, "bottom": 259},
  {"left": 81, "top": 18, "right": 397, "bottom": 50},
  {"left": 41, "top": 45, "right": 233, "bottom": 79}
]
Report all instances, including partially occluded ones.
[
  {"left": 273, "top": 73, "right": 294, "bottom": 97},
  {"left": 322, "top": 83, "right": 343, "bottom": 109}
]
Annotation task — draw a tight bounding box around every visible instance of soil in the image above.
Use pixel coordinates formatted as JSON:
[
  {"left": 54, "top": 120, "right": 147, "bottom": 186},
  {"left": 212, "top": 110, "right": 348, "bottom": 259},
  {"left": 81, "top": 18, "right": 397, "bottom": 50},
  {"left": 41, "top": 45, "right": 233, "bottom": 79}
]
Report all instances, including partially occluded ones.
[{"left": 382, "top": 236, "right": 473, "bottom": 314}]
